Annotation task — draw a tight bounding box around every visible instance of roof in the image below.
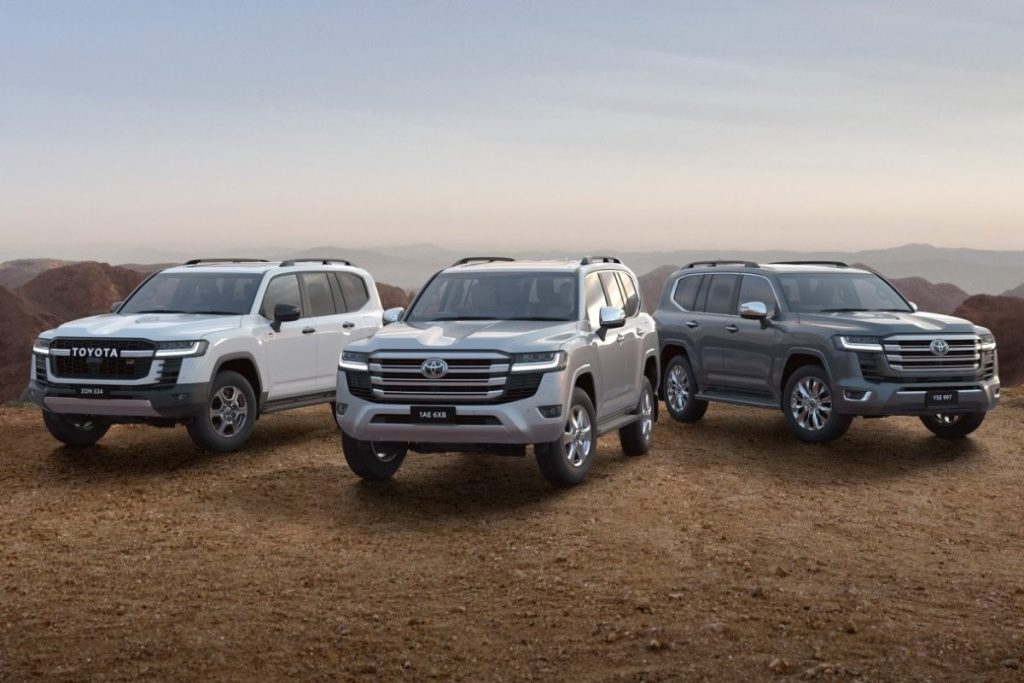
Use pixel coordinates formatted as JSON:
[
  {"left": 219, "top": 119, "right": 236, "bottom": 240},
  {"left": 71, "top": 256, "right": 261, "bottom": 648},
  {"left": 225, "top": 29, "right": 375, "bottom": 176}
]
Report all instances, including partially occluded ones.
[
  {"left": 679, "top": 260, "right": 872, "bottom": 275},
  {"left": 445, "top": 256, "right": 627, "bottom": 273}
]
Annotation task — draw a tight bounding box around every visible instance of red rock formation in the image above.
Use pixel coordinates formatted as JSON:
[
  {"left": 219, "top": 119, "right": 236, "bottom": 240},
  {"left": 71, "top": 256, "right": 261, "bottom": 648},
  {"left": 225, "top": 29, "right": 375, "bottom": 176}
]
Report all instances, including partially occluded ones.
[
  {"left": 17, "top": 262, "right": 147, "bottom": 322},
  {"left": 0, "top": 286, "right": 60, "bottom": 402}
]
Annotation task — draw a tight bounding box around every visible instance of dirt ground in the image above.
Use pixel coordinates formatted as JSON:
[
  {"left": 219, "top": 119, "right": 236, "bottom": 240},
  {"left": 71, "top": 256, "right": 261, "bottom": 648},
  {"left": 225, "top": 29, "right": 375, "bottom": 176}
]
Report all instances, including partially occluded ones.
[{"left": 1, "top": 393, "right": 1023, "bottom": 682}]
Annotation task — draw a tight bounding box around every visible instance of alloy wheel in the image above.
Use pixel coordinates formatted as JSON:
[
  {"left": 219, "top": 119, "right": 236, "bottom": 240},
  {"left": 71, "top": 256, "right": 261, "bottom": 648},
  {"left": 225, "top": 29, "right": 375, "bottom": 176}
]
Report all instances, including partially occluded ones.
[
  {"left": 791, "top": 377, "right": 833, "bottom": 431},
  {"left": 640, "top": 389, "right": 653, "bottom": 443},
  {"left": 563, "top": 405, "right": 593, "bottom": 468},
  {"left": 209, "top": 385, "right": 249, "bottom": 437},
  {"left": 666, "top": 365, "right": 689, "bottom": 413}
]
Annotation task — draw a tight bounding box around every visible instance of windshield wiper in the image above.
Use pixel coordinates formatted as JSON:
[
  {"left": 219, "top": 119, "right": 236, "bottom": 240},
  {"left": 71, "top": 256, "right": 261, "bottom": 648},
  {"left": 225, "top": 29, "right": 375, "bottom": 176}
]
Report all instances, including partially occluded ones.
[
  {"left": 132, "top": 309, "right": 186, "bottom": 314},
  {"left": 187, "top": 310, "right": 242, "bottom": 315},
  {"left": 504, "top": 317, "right": 571, "bottom": 321},
  {"left": 429, "top": 316, "right": 499, "bottom": 321},
  {"left": 820, "top": 308, "right": 870, "bottom": 313}
]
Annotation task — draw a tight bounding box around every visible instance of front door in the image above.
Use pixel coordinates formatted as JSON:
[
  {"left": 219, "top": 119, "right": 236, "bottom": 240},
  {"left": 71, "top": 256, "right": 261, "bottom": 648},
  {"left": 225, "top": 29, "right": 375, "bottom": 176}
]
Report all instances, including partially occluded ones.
[
  {"left": 260, "top": 274, "right": 319, "bottom": 399},
  {"left": 585, "top": 272, "right": 633, "bottom": 417}
]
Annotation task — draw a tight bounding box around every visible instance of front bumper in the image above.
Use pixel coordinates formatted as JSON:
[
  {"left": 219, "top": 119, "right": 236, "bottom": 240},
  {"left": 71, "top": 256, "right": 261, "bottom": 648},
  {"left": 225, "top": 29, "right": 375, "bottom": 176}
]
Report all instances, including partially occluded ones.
[
  {"left": 25, "top": 380, "right": 209, "bottom": 420},
  {"left": 335, "top": 370, "right": 569, "bottom": 445},
  {"left": 833, "top": 376, "right": 1000, "bottom": 416}
]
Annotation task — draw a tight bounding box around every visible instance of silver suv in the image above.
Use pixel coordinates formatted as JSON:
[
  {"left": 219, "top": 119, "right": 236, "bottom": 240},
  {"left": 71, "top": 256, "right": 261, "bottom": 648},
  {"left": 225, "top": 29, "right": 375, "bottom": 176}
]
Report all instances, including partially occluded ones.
[{"left": 334, "top": 256, "right": 660, "bottom": 487}]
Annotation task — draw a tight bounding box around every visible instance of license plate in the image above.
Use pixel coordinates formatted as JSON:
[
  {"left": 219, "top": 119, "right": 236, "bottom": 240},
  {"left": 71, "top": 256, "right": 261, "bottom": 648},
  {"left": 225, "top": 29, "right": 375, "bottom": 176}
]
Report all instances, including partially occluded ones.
[
  {"left": 926, "top": 390, "right": 959, "bottom": 407},
  {"left": 411, "top": 406, "right": 456, "bottom": 424},
  {"left": 76, "top": 386, "right": 108, "bottom": 398}
]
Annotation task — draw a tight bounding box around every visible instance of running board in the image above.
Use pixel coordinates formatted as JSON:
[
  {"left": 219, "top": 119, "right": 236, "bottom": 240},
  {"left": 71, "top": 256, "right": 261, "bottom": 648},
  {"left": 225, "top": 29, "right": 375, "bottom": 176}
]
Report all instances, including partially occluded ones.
[
  {"left": 261, "top": 391, "right": 335, "bottom": 414},
  {"left": 596, "top": 412, "right": 640, "bottom": 436},
  {"left": 695, "top": 390, "right": 778, "bottom": 409}
]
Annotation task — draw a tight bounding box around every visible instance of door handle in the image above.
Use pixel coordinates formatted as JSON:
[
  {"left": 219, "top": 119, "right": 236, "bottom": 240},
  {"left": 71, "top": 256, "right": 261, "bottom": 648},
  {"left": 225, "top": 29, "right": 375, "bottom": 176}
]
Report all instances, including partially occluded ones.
[
  {"left": 302, "top": 327, "right": 316, "bottom": 335},
  {"left": 685, "top": 321, "right": 699, "bottom": 329},
  {"left": 342, "top": 322, "right": 355, "bottom": 329},
  {"left": 725, "top": 324, "right": 739, "bottom": 333},
  {"left": 616, "top": 334, "right": 626, "bottom": 344}
]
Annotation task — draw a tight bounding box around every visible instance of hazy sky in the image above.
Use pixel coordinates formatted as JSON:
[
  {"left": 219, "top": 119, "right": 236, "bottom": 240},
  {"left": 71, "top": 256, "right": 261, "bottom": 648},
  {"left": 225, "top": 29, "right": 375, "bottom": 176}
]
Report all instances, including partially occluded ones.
[{"left": 2, "top": 1, "right": 1023, "bottom": 260}]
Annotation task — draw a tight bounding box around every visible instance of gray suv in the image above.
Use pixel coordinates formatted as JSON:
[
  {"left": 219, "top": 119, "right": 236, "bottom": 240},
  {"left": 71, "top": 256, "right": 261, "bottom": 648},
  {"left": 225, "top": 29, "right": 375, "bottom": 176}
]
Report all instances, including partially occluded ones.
[
  {"left": 654, "top": 261, "right": 999, "bottom": 442},
  {"left": 335, "top": 256, "right": 660, "bottom": 487}
]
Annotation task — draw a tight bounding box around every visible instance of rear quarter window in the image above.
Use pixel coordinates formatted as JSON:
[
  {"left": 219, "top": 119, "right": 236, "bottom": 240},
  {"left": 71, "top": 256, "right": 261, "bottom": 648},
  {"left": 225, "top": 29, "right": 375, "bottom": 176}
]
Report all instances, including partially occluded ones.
[{"left": 672, "top": 275, "right": 703, "bottom": 311}]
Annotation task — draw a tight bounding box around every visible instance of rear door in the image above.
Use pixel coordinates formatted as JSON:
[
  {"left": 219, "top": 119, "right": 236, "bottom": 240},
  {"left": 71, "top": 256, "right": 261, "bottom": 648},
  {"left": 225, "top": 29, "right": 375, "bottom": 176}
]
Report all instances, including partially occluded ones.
[
  {"left": 312, "top": 271, "right": 380, "bottom": 390},
  {"left": 260, "top": 274, "right": 319, "bottom": 399},
  {"left": 607, "top": 270, "right": 645, "bottom": 408}
]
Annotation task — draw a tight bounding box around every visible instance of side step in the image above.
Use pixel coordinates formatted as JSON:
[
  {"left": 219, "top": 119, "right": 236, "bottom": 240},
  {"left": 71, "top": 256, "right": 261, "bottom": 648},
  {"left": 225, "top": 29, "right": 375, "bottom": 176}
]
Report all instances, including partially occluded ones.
[
  {"left": 261, "top": 391, "right": 336, "bottom": 415},
  {"left": 596, "top": 412, "right": 639, "bottom": 436},
  {"left": 695, "top": 389, "right": 778, "bottom": 409}
]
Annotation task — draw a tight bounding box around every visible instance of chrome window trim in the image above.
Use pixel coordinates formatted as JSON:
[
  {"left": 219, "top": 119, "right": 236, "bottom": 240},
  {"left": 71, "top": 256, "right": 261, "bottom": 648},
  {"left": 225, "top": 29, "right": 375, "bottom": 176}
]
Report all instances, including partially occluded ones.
[{"left": 669, "top": 272, "right": 783, "bottom": 316}]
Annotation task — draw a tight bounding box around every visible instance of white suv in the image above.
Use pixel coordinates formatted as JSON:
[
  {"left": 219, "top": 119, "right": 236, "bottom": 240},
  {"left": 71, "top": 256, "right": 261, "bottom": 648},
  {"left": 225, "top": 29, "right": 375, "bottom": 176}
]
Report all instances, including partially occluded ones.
[{"left": 26, "top": 258, "right": 383, "bottom": 451}]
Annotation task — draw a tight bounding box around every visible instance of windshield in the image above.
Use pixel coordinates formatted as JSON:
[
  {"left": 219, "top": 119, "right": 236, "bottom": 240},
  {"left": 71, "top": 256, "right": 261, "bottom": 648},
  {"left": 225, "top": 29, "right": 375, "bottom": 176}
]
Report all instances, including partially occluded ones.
[
  {"left": 777, "top": 273, "right": 912, "bottom": 314},
  {"left": 119, "top": 272, "right": 264, "bottom": 315},
  {"left": 407, "top": 271, "right": 579, "bottom": 322}
]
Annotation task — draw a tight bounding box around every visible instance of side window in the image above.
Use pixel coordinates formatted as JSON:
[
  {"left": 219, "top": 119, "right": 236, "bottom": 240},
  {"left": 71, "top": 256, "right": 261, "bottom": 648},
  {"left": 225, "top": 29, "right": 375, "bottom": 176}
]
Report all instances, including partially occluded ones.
[
  {"left": 672, "top": 275, "right": 703, "bottom": 311},
  {"left": 259, "top": 274, "right": 302, "bottom": 319},
  {"left": 737, "top": 275, "right": 779, "bottom": 313},
  {"left": 300, "top": 272, "right": 337, "bottom": 317},
  {"left": 336, "top": 273, "right": 370, "bottom": 311},
  {"left": 584, "top": 273, "right": 608, "bottom": 328},
  {"left": 617, "top": 272, "right": 640, "bottom": 317},
  {"left": 598, "top": 271, "right": 626, "bottom": 310},
  {"left": 705, "top": 274, "right": 739, "bottom": 315}
]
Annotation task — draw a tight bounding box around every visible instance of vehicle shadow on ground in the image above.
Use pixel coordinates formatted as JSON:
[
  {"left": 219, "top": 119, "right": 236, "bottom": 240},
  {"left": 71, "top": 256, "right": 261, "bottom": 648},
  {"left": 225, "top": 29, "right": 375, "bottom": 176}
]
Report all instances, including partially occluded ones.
[
  {"left": 46, "top": 419, "right": 327, "bottom": 478},
  {"left": 656, "top": 405, "right": 983, "bottom": 483}
]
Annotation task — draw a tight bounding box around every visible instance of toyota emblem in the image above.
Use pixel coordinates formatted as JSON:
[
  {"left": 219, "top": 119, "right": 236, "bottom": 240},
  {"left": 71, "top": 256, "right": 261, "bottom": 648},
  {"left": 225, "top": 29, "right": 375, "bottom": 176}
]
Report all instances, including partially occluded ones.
[
  {"left": 929, "top": 339, "right": 950, "bottom": 356},
  {"left": 421, "top": 358, "right": 449, "bottom": 379}
]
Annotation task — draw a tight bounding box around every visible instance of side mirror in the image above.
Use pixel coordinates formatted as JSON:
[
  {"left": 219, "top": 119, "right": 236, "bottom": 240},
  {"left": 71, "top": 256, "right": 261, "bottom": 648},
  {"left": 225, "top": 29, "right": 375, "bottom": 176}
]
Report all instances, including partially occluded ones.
[
  {"left": 739, "top": 301, "right": 768, "bottom": 320},
  {"left": 110, "top": 301, "right": 122, "bottom": 313},
  {"left": 909, "top": 301, "right": 919, "bottom": 312},
  {"left": 382, "top": 307, "right": 404, "bottom": 325},
  {"left": 270, "top": 303, "right": 301, "bottom": 332},
  {"left": 599, "top": 306, "right": 626, "bottom": 330}
]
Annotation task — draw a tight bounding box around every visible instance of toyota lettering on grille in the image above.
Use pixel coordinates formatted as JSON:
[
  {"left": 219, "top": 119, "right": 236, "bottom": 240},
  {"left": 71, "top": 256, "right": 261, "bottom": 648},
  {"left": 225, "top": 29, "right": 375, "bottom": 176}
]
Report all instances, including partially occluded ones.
[
  {"left": 420, "top": 358, "right": 448, "bottom": 379},
  {"left": 71, "top": 347, "right": 120, "bottom": 358},
  {"left": 929, "top": 339, "right": 950, "bottom": 357}
]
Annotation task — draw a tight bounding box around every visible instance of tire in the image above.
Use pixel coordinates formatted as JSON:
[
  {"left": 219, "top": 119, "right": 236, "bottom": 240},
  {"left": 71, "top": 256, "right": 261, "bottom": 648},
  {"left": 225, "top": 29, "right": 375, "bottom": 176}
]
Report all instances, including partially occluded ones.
[
  {"left": 619, "top": 377, "right": 655, "bottom": 456},
  {"left": 42, "top": 411, "right": 110, "bottom": 447},
  {"left": 341, "top": 432, "right": 407, "bottom": 481},
  {"left": 535, "top": 387, "right": 597, "bottom": 488},
  {"left": 783, "top": 365, "right": 852, "bottom": 443},
  {"left": 663, "top": 356, "right": 708, "bottom": 423},
  {"left": 186, "top": 370, "right": 257, "bottom": 452},
  {"left": 920, "top": 412, "right": 986, "bottom": 439}
]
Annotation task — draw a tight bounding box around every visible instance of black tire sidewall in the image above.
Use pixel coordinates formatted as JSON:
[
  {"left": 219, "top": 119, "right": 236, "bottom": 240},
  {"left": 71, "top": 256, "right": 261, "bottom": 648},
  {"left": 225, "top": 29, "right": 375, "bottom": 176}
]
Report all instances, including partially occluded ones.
[
  {"left": 42, "top": 411, "right": 110, "bottom": 447},
  {"left": 619, "top": 377, "right": 654, "bottom": 456},
  {"left": 920, "top": 412, "right": 986, "bottom": 439},
  {"left": 341, "top": 432, "right": 407, "bottom": 480},
  {"left": 187, "top": 370, "right": 257, "bottom": 452}
]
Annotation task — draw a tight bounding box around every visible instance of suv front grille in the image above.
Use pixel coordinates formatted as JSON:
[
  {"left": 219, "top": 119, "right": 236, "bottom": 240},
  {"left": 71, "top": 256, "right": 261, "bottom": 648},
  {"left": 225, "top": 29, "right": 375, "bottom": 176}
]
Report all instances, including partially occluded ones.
[
  {"left": 49, "top": 338, "right": 156, "bottom": 380},
  {"left": 883, "top": 335, "right": 980, "bottom": 375},
  {"left": 350, "top": 352, "right": 543, "bottom": 404}
]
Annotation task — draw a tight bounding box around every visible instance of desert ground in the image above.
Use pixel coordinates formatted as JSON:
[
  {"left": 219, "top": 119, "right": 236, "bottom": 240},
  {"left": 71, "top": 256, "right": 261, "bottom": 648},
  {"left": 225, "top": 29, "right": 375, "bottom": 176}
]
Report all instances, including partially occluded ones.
[{"left": 1, "top": 394, "right": 1022, "bottom": 682}]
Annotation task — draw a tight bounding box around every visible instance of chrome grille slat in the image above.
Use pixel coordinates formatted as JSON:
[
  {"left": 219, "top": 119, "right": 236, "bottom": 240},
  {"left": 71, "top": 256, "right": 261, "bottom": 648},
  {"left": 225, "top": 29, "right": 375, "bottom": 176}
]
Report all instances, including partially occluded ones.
[{"left": 367, "top": 351, "right": 513, "bottom": 403}]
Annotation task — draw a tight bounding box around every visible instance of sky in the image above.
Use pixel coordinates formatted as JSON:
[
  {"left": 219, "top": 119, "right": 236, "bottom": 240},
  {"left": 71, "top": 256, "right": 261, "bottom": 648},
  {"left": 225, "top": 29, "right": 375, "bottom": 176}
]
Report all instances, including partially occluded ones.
[{"left": 2, "top": 1, "right": 1023, "bottom": 260}]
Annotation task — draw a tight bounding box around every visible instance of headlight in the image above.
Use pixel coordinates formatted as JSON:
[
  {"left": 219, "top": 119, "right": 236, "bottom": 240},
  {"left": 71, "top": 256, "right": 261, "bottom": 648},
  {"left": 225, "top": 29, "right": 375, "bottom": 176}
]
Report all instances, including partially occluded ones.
[
  {"left": 510, "top": 351, "right": 568, "bottom": 373},
  {"left": 980, "top": 333, "right": 996, "bottom": 351},
  {"left": 33, "top": 337, "right": 52, "bottom": 355},
  {"left": 340, "top": 350, "right": 370, "bottom": 372},
  {"left": 835, "top": 335, "right": 884, "bottom": 352},
  {"left": 154, "top": 340, "right": 208, "bottom": 358}
]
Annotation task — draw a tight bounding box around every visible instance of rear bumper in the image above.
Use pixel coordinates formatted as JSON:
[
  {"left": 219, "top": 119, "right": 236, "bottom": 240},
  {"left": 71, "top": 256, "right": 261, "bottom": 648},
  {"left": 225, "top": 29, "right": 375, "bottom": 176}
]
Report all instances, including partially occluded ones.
[
  {"left": 833, "top": 376, "right": 1000, "bottom": 416},
  {"left": 25, "top": 380, "right": 209, "bottom": 420},
  {"left": 334, "top": 371, "right": 568, "bottom": 445}
]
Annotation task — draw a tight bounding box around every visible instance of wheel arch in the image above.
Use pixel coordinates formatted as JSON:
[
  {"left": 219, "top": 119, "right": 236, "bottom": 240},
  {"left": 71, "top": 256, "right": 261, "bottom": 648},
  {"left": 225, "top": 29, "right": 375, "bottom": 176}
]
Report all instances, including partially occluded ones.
[
  {"left": 779, "top": 349, "right": 832, "bottom": 402},
  {"left": 214, "top": 353, "right": 264, "bottom": 410}
]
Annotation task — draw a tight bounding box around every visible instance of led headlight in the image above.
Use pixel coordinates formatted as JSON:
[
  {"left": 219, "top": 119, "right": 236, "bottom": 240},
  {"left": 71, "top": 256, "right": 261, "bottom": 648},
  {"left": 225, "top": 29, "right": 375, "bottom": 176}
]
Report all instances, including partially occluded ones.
[
  {"left": 835, "top": 335, "right": 883, "bottom": 352},
  {"left": 980, "top": 333, "right": 996, "bottom": 351},
  {"left": 154, "top": 340, "right": 208, "bottom": 358},
  {"left": 339, "top": 350, "right": 370, "bottom": 371},
  {"left": 33, "top": 337, "right": 53, "bottom": 356},
  {"left": 510, "top": 350, "right": 568, "bottom": 373}
]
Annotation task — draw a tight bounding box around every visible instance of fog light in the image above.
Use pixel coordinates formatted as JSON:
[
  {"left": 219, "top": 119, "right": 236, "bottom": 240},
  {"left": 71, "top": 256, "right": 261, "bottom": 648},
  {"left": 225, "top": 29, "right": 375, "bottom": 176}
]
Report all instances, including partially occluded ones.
[
  {"left": 336, "top": 403, "right": 348, "bottom": 416},
  {"left": 538, "top": 405, "right": 561, "bottom": 418},
  {"left": 843, "top": 390, "right": 870, "bottom": 401}
]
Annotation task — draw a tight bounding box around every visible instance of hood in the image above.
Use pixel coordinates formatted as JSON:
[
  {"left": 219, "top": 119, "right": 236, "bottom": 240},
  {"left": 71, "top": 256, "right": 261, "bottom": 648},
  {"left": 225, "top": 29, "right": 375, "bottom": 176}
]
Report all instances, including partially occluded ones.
[
  {"left": 353, "top": 320, "right": 580, "bottom": 353},
  {"left": 48, "top": 313, "right": 244, "bottom": 340},
  {"left": 797, "top": 310, "right": 980, "bottom": 336}
]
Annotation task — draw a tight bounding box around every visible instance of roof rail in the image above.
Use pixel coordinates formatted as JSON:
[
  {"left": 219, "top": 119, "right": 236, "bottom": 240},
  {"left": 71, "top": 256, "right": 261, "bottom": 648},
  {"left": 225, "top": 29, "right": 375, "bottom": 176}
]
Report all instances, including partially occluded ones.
[
  {"left": 770, "top": 260, "right": 850, "bottom": 268},
  {"left": 684, "top": 260, "right": 759, "bottom": 269},
  {"left": 184, "top": 258, "right": 269, "bottom": 265},
  {"left": 580, "top": 255, "right": 622, "bottom": 265},
  {"left": 451, "top": 256, "right": 516, "bottom": 267},
  {"left": 280, "top": 258, "right": 354, "bottom": 267}
]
